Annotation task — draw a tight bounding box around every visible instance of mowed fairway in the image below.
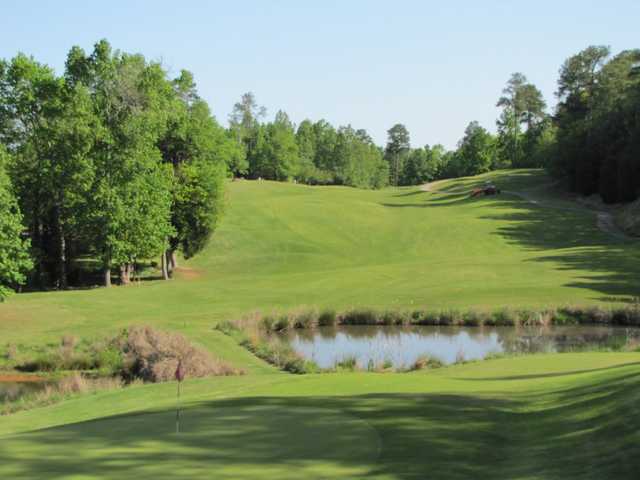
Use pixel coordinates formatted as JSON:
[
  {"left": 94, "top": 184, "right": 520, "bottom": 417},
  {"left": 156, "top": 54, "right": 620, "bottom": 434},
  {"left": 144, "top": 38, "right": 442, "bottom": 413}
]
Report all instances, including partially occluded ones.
[{"left": 2, "top": 169, "right": 640, "bottom": 479}]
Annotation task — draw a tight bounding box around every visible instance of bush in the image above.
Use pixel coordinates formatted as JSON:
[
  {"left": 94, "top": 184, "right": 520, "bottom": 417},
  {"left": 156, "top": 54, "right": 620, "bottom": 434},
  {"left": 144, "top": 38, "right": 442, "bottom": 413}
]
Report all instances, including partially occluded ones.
[
  {"left": 121, "top": 326, "right": 242, "bottom": 382},
  {"left": 94, "top": 347, "right": 123, "bottom": 376}
]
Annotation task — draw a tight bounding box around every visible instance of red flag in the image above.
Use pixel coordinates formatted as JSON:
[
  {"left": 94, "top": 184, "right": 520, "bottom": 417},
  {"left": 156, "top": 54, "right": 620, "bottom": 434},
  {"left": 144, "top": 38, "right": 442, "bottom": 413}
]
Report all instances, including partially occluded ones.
[{"left": 175, "top": 359, "right": 185, "bottom": 382}]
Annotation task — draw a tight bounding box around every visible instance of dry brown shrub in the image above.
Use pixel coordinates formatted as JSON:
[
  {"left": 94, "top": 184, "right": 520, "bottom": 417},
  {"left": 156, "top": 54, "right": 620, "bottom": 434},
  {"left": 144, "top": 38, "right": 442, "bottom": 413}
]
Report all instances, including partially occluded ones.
[
  {"left": 123, "top": 326, "right": 242, "bottom": 382},
  {"left": 4, "top": 343, "right": 17, "bottom": 361},
  {"left": 61, "top": 334, "right": 78, "bottom": 349},
  {"left": 57, "top": 372, "right": 89, "bottom": 395}
]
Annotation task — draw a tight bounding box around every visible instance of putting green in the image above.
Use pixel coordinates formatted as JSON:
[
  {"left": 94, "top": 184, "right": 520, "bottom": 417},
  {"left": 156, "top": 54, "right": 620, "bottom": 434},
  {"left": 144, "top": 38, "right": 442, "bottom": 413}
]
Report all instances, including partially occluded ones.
[{"left": 1, "top": 405, "right": 379, "bottom": 479}]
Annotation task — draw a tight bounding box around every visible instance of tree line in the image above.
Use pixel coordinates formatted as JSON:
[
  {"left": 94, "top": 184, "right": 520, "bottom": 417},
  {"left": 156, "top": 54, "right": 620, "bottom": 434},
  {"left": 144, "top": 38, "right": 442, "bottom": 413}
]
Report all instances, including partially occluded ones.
[{"left": 551, "top": 46, "right": 640, "bottom": 203}]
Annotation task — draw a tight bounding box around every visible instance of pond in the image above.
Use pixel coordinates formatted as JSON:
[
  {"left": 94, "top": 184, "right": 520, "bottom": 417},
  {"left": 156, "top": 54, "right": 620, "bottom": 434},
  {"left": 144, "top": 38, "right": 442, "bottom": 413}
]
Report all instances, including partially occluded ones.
[
  {"left": 282, "top": 325, "right": 640, "bottom": 369},
  {"left": 0, "top": 376, "right": 48, "bottom": 402}
]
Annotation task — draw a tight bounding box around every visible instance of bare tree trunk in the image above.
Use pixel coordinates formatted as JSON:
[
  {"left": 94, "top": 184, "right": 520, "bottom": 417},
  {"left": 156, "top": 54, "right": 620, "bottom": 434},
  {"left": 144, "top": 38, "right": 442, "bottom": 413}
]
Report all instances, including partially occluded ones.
[
  {"left": 161, "top": 253, "right": 169, "bottom": 280},
  {"left": 55, "top": 207, "right": 68, "bottom": 290},
  {"left": 120, "top": 264, "right": 131, "bottom": 285},
  {"left": 59, "top": 230, "right": 67, "bottom": 289},
  {"left": 104, "top": 267, "right": 111, "bottom": 288},
  {"left": 169, "top": 250, "right": 178, "bottom": 270}
]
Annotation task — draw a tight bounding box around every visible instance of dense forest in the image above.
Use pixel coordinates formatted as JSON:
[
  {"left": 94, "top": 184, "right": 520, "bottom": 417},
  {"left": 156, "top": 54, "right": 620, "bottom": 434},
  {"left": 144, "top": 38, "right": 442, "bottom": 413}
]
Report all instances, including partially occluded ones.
[{"left": 0, "top": 41, "right": 638, "bottom": 297}]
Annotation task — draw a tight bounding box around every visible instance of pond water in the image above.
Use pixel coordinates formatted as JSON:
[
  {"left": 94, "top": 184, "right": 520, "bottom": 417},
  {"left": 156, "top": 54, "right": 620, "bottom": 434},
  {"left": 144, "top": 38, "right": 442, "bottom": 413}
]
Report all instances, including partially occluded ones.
[
  {"left": 0, "top": 378, "right": 48, "bottom": 402},
  {"left": 282, "top": 325, "right": 640, "bottom": 369}
]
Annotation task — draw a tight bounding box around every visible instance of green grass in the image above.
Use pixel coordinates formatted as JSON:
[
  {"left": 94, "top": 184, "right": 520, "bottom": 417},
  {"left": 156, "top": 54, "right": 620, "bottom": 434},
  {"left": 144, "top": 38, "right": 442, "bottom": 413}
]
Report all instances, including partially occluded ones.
[
  {"left": 1, "top": 353, "right": 640, "bottom": 479},
  {"left": 2, "top": 169, "right": 639, "bottom": 366},
  {"left": 2, "top": 169, "right": 640, "bottom": 478}
]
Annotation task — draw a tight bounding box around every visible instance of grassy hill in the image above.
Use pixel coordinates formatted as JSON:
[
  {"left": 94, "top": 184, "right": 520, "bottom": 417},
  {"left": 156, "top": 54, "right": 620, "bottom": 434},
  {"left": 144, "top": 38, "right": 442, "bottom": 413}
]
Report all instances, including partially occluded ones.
[
  {"left": 1, "top": 169, "right": 639, "bottom": 364},
  {"left": 2, "top": 169, "right": 640, "bottom": 479}
]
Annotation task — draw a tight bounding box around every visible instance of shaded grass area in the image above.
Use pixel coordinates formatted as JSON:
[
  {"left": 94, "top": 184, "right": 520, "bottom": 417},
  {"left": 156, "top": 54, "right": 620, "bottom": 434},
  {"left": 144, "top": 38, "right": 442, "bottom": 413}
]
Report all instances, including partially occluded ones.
[{"left": 1, "top": 353, "right": 639, "bottom": 479}]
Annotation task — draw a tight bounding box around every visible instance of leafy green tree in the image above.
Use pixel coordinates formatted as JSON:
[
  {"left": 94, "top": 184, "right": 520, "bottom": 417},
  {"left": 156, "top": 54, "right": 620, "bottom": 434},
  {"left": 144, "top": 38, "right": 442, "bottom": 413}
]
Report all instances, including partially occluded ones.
[
  {"left": 385, "top": 124, "right": 411, "bottom": 185},
  {"left": 0, "top": 147, "right": 32, "bottom": 300},
  {"left": 295, "top": 119, "right": 319, "bottom": 182},
  {"left": 554, "top": 46, "right": 611, "bottom": 195},
  {"left": 452, "top": 121, "right": 496, "bottom": 176},
  {"left": 496, "top": 73, "right": 546, "bottom": 167},
  {"left": 0, "top": 54, "right": 99, "bottom": 288},
  {"left": 229, "top": 92, "right": 264, "bottom": 177},
  {"left": 158, "top": 77, "right": 228, "bottom": 268},
  {"left": 253, "top": 111, "right": 300, "bottom": 180},
  {"left": 65, "top": 41, "right": 175, "bottom": 285}
]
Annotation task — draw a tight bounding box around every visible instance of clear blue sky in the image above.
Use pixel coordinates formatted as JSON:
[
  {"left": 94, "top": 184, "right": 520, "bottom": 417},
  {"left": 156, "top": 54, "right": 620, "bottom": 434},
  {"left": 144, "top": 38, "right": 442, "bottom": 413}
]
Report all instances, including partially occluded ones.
[{"left": 2, "top": 1, "right": 638, "bottom": 149}]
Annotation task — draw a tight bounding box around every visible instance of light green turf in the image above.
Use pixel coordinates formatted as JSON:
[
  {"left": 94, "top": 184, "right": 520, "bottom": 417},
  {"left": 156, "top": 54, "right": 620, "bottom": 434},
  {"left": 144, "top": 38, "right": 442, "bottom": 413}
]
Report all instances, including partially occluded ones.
[
  {"left": 1, "top": 169, "right": 638, "bottom": 370},
  {"left": 1, "top": 353, "right": 640, "bottom": 479},
  {"left": 1, "top": 170, "right": 640, "bottom": 478}
]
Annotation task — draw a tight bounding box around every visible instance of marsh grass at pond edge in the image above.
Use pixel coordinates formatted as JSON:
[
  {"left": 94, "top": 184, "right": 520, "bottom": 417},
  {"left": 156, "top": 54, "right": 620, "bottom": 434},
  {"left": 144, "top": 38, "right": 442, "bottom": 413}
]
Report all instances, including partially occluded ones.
[{"left": 216, "top": 305, "right": 640, "bottom": 373}]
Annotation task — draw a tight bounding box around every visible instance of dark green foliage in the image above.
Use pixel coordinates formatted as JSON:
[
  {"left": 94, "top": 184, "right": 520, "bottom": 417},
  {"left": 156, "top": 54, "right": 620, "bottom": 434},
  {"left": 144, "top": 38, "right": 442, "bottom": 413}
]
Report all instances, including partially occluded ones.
[
  {"left": 0, "top": 40, "right": 229, "bottom": 289},
  {"left": 385, "top": 123, "right": 411, "bottom": 186},
  {"left": 448, "top": 122, "right": 496, "bottom": 177},
  {"left": 228, "top": 92, "right": 388, "bottom": 189},
  {"left": 0, "top": 147, "right": 32, "bottom": 300},
  {"left": 550, "top": 46, "right": 640, "bottom": 203}
]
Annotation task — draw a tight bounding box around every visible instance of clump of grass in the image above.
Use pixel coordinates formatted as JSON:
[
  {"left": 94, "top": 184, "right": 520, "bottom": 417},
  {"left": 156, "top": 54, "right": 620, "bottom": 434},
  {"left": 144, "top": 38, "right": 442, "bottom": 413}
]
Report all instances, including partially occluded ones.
[
  {"left": 218, "top": 321, "right": 318, "bottom": 374},
  {"left": 381, "top": 358, "right": 394, "bottom": 370},
  {"left": 1, "top": 373, "right": 129, "bottom": 416},
  {"left": 60, "top": 334, "right": 78, "bottom": 349},
  {"left": 335, "top": 355, "right": 358, "bottom": 371},
  {"left": 488, "top": 308, "right": 518, "bottom": 326},
  {"left": 340, "top": 309, "right": 379, "bottom": 325},
  {"left": 380, "top": 310, "right": 412, "bottom": 325},
  {"left": 318, "top": 308, "right": 337, "bottom": 326},
  {"left": 484, "top": 351, "right": 507, "bottom": 361},
  {"left": 4, "top": 343, "right": 18, "bottom": 362},
  {"left": 18, "top": 346, "right": 94, "bottom": 372},
  {"left": 463, "top": 309, "right": 491, "bottom": 326},
  {"left": 409, "top": 355, "right": 444, "bottom": 371},
  {"left": 291, "top": 307, "right": 319, "bottom": 329},
  {"left": 440, "top": 310, "right": 464, "bottom": 326}
]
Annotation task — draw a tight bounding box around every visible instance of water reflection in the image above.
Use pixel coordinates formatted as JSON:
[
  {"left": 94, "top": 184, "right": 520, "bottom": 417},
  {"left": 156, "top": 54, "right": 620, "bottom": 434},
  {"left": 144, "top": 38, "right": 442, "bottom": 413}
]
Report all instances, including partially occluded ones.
[{"left": 282, "top": 325, "right": 639, "bottom": 369}]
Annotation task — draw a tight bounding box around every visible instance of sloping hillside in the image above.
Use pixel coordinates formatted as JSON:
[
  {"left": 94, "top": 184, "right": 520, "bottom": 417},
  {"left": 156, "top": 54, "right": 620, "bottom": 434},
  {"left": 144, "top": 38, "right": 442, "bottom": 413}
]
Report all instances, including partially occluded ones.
[{"left": 1, "top": 169, "right": 639, "bottom": 363}]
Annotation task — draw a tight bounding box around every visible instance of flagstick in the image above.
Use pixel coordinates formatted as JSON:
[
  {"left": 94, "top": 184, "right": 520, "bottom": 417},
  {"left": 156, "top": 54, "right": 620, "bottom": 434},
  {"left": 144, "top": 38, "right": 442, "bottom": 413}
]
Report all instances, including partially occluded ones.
[{"left": 176, "top": 380, "right": 181, "bottom": 434}]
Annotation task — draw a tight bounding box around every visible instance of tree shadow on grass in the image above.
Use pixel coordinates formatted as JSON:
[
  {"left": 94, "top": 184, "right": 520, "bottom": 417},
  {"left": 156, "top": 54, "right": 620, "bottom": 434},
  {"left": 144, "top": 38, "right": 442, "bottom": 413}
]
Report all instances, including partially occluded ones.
[
  {"left": 2, "top": 365, "right": 640, "bottom": 479},
  {"left": 380, "top": 186, "right": 640, "bottom": 301},
  {"left": 479, "top": 198, "right": 640, "bottom": 301}
]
